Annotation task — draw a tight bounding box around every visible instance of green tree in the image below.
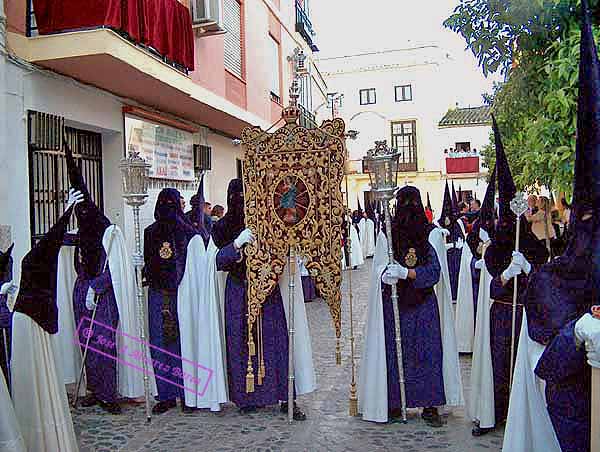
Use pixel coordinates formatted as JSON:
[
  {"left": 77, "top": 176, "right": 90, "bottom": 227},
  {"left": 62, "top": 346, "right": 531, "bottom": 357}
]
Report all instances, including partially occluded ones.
[{"left": 444, "top": 0, "right": 599, "bottom": 196}]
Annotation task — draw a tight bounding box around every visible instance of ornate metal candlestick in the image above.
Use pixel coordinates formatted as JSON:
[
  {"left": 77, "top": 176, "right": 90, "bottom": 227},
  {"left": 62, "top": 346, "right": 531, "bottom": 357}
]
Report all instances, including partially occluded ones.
[
  {"left": 119, "top": 151, "right": 152, "bottom": 423},
  {"left": 509, "top": 192, "right": 528, "bottom": 390},
  {"left": 363, "top": 140, "right": 406, "bottom": 422}
]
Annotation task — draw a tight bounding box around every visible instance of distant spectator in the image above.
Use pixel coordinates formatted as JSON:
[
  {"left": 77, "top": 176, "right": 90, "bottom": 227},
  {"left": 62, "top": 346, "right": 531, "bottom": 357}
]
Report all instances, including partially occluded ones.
[{"left": 211, "top": 205, "right": 224, "bottom": 222}]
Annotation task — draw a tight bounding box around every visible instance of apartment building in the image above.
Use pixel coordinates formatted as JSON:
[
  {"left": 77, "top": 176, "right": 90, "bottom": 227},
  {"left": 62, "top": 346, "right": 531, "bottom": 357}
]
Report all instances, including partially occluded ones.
[
  {"left": 319, "top": 46, "right": 489, "bottom": 216},
  {"left": 0, "top": 0, "right": 327, "bottom": 277}
]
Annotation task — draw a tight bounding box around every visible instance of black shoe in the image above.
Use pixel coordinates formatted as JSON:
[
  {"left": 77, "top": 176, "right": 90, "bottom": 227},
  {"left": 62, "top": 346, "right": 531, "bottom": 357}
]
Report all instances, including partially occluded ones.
[
  {"left": 280, "top": 402, "right": 307, "bottom": 421},
  {"left": 421, "top": 408, "right": 443, "bottom": 428},
  {"left": 182, "top": 404, "right": 199, "bottom": 413},
  {"left": 240, "top": 405, "right": 257, "bottom": 414},
  {"left": 79, "top": 394, "right": 98, "bottom": 408},
  {"left": 472, "top": 425, "right": 494, "bottom": 436},
  {"left": 152, "top": 399, "right": 177, "bottom": 415},
  {"left": 99, "top": 400, "right": 122, "bottom": 415},
  {"left": 388, "top": 408, "right": 403, "bottom": 419}
]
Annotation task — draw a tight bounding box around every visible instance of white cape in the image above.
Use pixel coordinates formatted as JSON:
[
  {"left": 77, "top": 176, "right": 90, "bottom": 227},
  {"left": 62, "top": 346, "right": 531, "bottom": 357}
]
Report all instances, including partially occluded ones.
[
  {"left": 178, "top": 236, "right": 228, "bottom": 410},
  {"left": 428, "top": 228, "right": 464, "bottom": 407},
  {"left": 455, "top": 239, "right": 475, "bottom": 352},
  {"left": 11, "top": 312, "right": 79, "bottom": 452},
  {"left": 357, "top": 231, "right": 389, "bottom": 422},
  {"left": 359, "top": 218, "right": 376, "bottom": 259},
  {"left": 502, "top": 312, "right": 560, "bottom": 452},
  {"left": 342, "top": 223, "right": 364, "bottom": 270},
  {"left": 0, "top": 368, "right": 26, "bottom": 452},
  {"left": 103, "top": 225, "right": 156, "bottom": 398},
  {"left": 55, "top": 243, "right": 83, "bottom": 386},
  {"left": 468, "top": 242, "right": 495, "bottom": 428},
  {"left": 279, "top": 259, "right": 316, "bottom": 395}
]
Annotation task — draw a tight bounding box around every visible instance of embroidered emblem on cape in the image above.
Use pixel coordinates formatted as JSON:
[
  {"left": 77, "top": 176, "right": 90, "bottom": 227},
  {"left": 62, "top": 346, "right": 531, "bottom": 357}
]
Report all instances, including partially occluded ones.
[
  {"left": 404, "top": 248, "right": 418, "bottom": 268},
  {"left": 444, "top": 217, "right": 450, "bottom": 227},
  {"left": 476, "top": 242, "right": 483, "bottom": 255},
  {"left": 159, "top": 242, "right": 173, "bottom": 260}
]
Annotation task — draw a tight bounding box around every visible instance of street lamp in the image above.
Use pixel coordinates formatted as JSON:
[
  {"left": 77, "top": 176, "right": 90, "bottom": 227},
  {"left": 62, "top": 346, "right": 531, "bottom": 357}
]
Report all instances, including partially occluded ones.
[
  {"left": 119, "top": 150, "right": 152, "bottom": 423},
  {"left": 362, "top": 140, "right": 408, "bottom": 424}
]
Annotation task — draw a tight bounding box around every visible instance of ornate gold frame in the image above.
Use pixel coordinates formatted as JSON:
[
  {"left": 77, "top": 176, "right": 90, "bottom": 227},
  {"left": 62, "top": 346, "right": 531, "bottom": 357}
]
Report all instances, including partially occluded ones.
[{"left": 241, "top": 116, "right": 346, "bottom": 384}]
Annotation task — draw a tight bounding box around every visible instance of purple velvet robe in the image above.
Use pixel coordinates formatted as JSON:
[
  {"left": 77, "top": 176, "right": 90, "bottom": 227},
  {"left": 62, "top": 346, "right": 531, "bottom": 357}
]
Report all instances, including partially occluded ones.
[
  {"left": 535, "top": 320, "right": 590, "bottom": 452},
  {"left": 217, "top": 243, "right": 289, "bottom": 409},
  {"left": 382, "top": 244, "right": 446, "bottom": 410},
  {"left": 488, "top": 273, "right": 529, "bottom": 424},
  {"left": 0, "top": 257, "right": 12, "bottom": 384},
  {"left": 301, "top": 276, "right": 318, "bottom": 302},
  {"left": 73, "top": 249, "right": 119, "bottom": 403}
]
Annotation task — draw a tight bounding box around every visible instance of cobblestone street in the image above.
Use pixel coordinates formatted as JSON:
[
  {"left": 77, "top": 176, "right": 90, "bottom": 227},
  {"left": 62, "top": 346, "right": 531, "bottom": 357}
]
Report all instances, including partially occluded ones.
[{"left": 73, "top": 262, "right": 504, "bottom": 452}]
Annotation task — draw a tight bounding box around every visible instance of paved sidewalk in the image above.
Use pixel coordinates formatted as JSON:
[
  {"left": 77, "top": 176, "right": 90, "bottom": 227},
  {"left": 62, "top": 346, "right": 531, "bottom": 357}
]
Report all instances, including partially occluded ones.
[{"left": 73, "top": 261, "right": 503, "bottom": 451}]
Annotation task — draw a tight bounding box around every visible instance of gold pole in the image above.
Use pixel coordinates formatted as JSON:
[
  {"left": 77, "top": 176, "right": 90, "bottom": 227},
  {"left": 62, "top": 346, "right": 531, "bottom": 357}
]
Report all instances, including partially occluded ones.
[{"left": 344, "top": 159, "right": 359, "bottom": 416}]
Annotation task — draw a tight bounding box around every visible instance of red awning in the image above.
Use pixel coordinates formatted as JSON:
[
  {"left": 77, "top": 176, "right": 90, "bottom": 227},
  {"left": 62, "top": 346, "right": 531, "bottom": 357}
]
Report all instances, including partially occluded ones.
[
  {"left": 32, "top": 0, "right": 194, "bottom": 70},
  {"left": 446, "top": 157, "right": 479, "bottom": 174}
]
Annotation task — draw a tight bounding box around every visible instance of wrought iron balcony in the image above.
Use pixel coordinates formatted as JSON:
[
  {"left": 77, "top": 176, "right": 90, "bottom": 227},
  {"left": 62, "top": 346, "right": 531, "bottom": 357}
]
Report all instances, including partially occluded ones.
[
  {"left": 298, "top": 105, "right": 317, "bottom": 129},
  {"left": 295, "top": 0, "right": 318, "bottom": 52}
]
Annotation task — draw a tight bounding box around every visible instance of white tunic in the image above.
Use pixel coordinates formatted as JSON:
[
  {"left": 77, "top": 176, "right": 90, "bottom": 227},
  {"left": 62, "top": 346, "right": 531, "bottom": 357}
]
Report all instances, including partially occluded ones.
[
  {"left": 0, "top": 368, "right": 25, "bottom": 452},
  {"left": 178, "top": 236, "right": 229, "bottom": 410},
  {"left": 359, "top": 218, "right": 376, "bottom": 258},
  {"left": 342, "top": 220, "right": 364, "bottom": 270},
  {"left": 455, "top": 236, "right": 476, "bottom": 353}
]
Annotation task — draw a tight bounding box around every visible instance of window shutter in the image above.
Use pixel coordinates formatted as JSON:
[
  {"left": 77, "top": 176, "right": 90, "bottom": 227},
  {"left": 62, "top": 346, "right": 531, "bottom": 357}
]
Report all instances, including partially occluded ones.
[{"left": 223, "top": 0, "right": 242, "bottom": 78}]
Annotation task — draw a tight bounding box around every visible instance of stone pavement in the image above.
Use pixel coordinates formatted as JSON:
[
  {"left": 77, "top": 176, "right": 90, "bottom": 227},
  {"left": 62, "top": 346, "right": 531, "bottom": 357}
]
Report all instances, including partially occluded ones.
[{"left": 72, "top": 262, "right": 504, "bottom": 451}]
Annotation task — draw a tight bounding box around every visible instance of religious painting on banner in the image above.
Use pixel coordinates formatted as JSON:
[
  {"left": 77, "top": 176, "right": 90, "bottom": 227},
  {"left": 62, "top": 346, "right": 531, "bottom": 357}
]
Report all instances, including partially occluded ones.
[{"left": 241, "top": 114, "right": 346, "bottom": 374}]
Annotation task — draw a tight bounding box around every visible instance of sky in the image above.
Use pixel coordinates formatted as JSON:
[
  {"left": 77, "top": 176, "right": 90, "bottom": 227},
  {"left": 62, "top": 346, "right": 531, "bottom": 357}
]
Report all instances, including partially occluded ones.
[{"left": 310, "top": 0, "right": 503, "bottom": 106}]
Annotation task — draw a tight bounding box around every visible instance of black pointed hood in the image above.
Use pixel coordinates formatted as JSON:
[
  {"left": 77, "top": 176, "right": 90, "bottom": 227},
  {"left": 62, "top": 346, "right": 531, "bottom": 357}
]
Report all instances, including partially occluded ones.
[
  {"left": 212, "top": 179, "right": 245, "bottom": 248},
  {"left": 451, "top": 181, "right": 458, "bottom": 213},
  {"left": 467, "top": 166, "right": 496, "bottom": 257},
  {"left": 357, "top": 197, "right": 363, "bottom": 215},
  {"left": 14, "top": 207, "right": 74, "bottom": 334},
  {"left": 439, "top": 181, "right": 454, "bottom": 229},
  {"left": 64, "top": 139, "right": 111, "bottom": 277},
  {"left": 426, "top": 192, "right": 432, "bottom": 211},
  {"left": 186, "top": 174, "right": 209, "bottom": 239},
  {"left": 493, "top": 115, "right": 517, "bottom": 224}
]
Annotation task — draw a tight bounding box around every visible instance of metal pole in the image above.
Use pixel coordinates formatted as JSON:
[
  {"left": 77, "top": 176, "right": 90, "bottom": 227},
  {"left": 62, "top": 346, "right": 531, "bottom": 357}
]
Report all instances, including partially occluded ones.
[
  {"left": 132, "top": 204, "right": 152, "bottom": 423},
  {"left": 287, "top": 247, "right": 296, "bottom": 424},
  {"left": 509, "top": 218, "right": 521, "bottom": 391},
  {"left": 383, "top": 196, "right": 407, "bottom": 423},
  {"left": 344, "top": 163, "right": 358, "bottom": 417},
  {"left": 2, "top": 328, "right": 9, "bottom": 391}
]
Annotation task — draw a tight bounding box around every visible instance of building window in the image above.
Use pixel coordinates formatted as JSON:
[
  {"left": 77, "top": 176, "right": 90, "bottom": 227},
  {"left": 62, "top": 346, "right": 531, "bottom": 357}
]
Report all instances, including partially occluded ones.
[
  {"left": 359, "top": 88, "right": 376, "bottom": 105},
  {"left": 395, "top": 84, "right": 412, "bottom": 102},
  {"left": 269, "top": 35, "right": 281, "bottom": 103},
  {"left": 391, "top": 120, "right": 418, "bottom": 172},
  {"left": 223, "top": 0, "right": 243, "bottom": 79},
  {"left": 455, "top": 142, "right": 471, "bottom": 152}
]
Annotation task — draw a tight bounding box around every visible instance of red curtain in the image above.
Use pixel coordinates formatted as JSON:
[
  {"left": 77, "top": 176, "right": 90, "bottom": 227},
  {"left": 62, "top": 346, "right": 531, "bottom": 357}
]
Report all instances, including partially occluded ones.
[
  {"left": 446, "top": 157, "right": 479, "bottom": 174},
  {"left": 32, "top": 0, "right": 194, "bottom": 71}
]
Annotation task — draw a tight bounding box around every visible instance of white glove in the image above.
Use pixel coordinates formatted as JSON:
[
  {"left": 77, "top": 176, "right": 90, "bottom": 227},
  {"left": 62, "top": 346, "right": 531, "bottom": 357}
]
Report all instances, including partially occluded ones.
[
  {"left": 382, "top": 263, "right": 409, "bottom": 285},
  {"left": 502, "top": 261, "right": 522, "bottom": 281},
  {"left": 131, "top": 253, "right": 144, "bottom": 268},
  {"left": 479, "top": 228, "right": 490, "bottom": 243},
  {"left": 0, "top": 282, "right": 17, "bottom": 296},
  {"left": 234, "top": 228, "right": 255, "bottom": 249},
  {"left": 85, "top": 287, "right": 97, "bottom": 310},
  {"left": 575, "top": 314, "right": 600, "bottom": 368},
  {"left": 455, "top": 238, "right": 464, "bottom": 249},
  {"left": 511, "top": 251, "right": 532, "bottom": 275},
  {"left": 445, "top": 243, "right": 454, "bottom": 250},
  {"left": 474, "top": 259, "right": 484, "bottom": 270},
  {"left": 440, "top": 229, "right": 450, "bottom": 237},
  {"left": 66, "top": 189, "right": 84, "bottom": 209}
]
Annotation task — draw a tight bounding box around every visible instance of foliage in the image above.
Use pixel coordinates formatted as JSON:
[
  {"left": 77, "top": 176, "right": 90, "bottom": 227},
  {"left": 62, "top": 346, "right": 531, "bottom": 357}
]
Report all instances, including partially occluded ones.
[{"left": 444, "top": 0, "right": 600, "bottom": 196}]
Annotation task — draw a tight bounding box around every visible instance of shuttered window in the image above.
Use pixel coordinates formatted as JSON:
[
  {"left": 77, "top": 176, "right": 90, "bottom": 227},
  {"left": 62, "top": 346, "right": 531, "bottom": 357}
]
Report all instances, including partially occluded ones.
[{"left": 223, "top": 0, "right": 243, "bottom": 78}]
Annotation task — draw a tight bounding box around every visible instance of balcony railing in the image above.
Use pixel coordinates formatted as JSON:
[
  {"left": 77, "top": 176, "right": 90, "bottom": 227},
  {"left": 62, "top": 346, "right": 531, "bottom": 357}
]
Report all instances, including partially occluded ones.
[
  {"left": 298, "top": 105, "right": 317, "bottom": 129},
  {"left": 295, "top": 0, "right": 318, "bottom": 52},
  {"left": 26, "top": 0, "right": 195, "bottom": 74},
  {"left": 446, "top": 156, "right": 480, "bottom": 174}
]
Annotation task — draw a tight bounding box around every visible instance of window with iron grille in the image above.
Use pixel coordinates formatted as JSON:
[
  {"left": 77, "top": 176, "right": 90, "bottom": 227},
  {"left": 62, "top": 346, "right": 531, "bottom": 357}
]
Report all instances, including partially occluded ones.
[
  {"left": 391, "top": 120, "right": 418, "bottom": 172},
  {"left": 269, "top": 34, "right": 281, "bottom": 102},
  {"left": 395, "top": 84, "right": 413, "bottom": 102},
  {"left": 27, "top": 111, "right": 103, "bottom": 245},
  {"left": 223, "top": 0, "right": 243, "bottom": 78},
  {"left": 455, "top": 142, "right": 471, "bottom": 152},
  {"left": 359, "top": 88, "right": 376, "bottom": 105}
]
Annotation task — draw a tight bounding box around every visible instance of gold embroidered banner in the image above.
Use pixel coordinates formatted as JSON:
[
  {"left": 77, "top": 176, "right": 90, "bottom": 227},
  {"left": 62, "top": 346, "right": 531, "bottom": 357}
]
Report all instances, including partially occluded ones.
[{"left": 241, "top": 117, "right": 346, "bottom": 344}]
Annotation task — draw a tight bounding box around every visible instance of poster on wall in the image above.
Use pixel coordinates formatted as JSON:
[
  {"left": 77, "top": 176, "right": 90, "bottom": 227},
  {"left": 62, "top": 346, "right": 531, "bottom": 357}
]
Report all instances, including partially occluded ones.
[{"left": 124, "top": 114, "right": 195, "bottom": 181}]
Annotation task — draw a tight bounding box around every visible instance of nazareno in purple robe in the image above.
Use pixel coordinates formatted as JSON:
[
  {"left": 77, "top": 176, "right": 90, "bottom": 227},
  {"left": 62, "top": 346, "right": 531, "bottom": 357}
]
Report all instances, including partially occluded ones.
[
  {"left": 383, "top": 186, "right": 446, "bottom": 411},
  {"left": 0, "top": 248, "right": 13, "bottom": 384},
  {"left": 144, "top": 188, "right": 199, "bottom": 403},
  {"left": 301, "top": 276, "right": 318, "bottom": 302},
  {"left": 216, "top": 243, "right": 289, "bottom": 409}
]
